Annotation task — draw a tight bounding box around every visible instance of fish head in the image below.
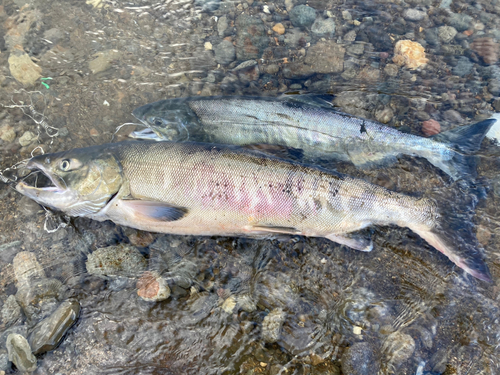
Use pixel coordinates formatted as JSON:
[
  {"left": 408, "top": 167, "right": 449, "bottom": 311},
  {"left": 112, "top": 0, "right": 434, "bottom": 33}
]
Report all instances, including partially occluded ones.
[
  {"left": 131, "top": 100, "right": 196, "bottom": 141},
  {"left": 16, "top": 147, "right": 124, "bottom": 216}
]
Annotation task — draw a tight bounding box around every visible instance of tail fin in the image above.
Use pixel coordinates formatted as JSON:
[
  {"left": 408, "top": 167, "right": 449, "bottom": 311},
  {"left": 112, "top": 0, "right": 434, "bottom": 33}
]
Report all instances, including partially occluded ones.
[
  {"left": 429, "top": 119, "right": 496, "bottom": 181},
  {"left": 408, "top": 187, "right": 492, "bottom": 282}
]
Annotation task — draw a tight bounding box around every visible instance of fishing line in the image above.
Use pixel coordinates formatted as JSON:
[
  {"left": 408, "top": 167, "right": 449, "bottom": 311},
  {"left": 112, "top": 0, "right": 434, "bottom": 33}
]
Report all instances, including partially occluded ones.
[
  {"left": 1, "top": 89, "right": 60, "bottom": 141},
  {"left": 111, "top": 122, "right": 144, "bottom": 141},
  {"left": 0, "top": 146, "right": 45, "bottom": 185},
  {"left": 42, "top": 206, "right": 69, "bottom": 233}
]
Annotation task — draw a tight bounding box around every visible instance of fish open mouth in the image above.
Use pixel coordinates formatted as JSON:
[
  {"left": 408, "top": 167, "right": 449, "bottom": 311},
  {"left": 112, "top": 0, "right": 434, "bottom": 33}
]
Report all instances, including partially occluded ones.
[
  {"left": 16, "top": 160, "right": 67, "bottom": 199},
  {"left": 19, "top": 172, "right": 58, "bottom": 191}
]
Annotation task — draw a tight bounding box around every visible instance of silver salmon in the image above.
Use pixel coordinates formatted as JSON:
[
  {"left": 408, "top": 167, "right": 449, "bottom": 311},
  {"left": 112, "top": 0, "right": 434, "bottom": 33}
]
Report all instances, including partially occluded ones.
[
  {"left": 15, "top": 141, "right": 491, "bottom": 281},
  {"left": 131, "top": 96, "right": 495, "bottom": 181}
]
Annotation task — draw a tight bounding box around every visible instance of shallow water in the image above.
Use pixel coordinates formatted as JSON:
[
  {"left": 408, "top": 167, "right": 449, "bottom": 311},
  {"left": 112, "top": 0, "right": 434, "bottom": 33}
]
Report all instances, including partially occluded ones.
[{"left": 1, "top": 0, "right": 500, "bottom": 374}]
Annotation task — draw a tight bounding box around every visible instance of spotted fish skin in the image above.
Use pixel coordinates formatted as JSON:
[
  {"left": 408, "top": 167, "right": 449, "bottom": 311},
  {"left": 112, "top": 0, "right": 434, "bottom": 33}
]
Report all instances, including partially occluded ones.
[
  {"left": 16, "top": 141, "right": 490, "bottom": 281},
  {"left": 131, "top": 96, "right": 496, "bottom": 181}
]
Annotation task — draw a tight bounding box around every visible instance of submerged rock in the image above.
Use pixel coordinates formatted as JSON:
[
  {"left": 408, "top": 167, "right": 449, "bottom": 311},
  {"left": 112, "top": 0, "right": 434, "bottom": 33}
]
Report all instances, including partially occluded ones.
[
  {"left": 422, "top": 119, "right": 441, "bottom": 136},
  {"left": 452, "top": 56, "right": 473, "bottom": 77},
  {"left": 0, "top": 350, "right": 9, "bottom": 372},
  {"left": 8, "top": 52, "right": 42, "bottom": 86},
  {"left": 235, "top": 15, "right": 268, "bottom": 61},
  {"left": 214, "top": 40, "right": 235, "bottom": 65},
  {"left": 28, "top": 300, "right": 80, "bottom": 355},
  {"left": 1, "top": 295, "right": 22, "bottom": 327},
  {"left": 305, "top": 40, "right": 345, "bottom": 73},
  {"left": 88, "top": 50, "right": 122, "bottom": 74},
  {"left": 289, "top": 5, "right": 316, "bottom": 28},
  {"left": 261, "top": 308, "right": 286, "bottom": 343},
  {"left": 136, "top": 271, "right": 171, "bottom": 302},
  {"left": 6, "top": 333, "right": 37, "bottom": 373},
  {"left": 392, "top": 40, "right": 428, "bottom": 69},
  {"left": 16, "top": 278, "right": 64, "bottom": 323},
  {"left": 471, "top": 37, "right": 499, "bottom": 65},
  {"left": 341, "top": 342, "right": 380, "bottom": 375},
  {"left": 86, "top": 244, "right": 147, "bottom": 277},
  {"left": 382, "top": 331, "right": 415, "bottom": 373},
  {"left": 311, "top": 17, "right": 335, "bottom": 37},
  {"left": 13, "top": 252, "right": 46, "bottom": 288}
]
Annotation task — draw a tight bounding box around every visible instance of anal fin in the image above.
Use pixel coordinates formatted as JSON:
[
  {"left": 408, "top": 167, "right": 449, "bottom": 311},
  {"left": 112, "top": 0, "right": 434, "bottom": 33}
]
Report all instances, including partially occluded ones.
[
  {"left": 250, "top": 225, "right": 301, "bottom": 235},
  {"left": 325, "top": 233, "right": 373, "bottom": 252}
]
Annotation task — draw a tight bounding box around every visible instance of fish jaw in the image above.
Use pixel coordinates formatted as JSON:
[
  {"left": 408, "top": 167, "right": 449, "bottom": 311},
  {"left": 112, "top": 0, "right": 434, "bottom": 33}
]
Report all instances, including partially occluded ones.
[
  {"left": 16, "top": 181, "right": 79, "bottom": 211},
  {"left": 129, "top": 127, "right": 163, "bottom": 141},
  {"left": 15, "top": 159, "right": 79, "bottom": 213}
]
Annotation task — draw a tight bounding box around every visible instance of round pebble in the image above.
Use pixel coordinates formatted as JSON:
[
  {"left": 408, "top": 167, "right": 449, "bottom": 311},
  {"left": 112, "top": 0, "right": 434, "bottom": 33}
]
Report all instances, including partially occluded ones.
[
  {"left": 18, "top": 131, "right": 36, "bottom": 147},
  {"left": 13, "top": 251, "right": 46, "bottom": 288},
  {"left": 438, "top": 26, "right": 457, "bottom": 43},
  {"left": 311, "top": 17, "right": 335, "bottom": 37},
  {"left": 136, "top": 271, "right": 171, "bottom": 302},
  {"left": 289, "top": 5, "right": 316, "bottom": 28},
  {"left": 272, "top": 23, "right": 285, "bottom": 35},
  {"left": 382, "top": 331, "right": 415, "bottom": 372},
  {"left": 374, "top": 107, "right": 394, "bottom": 124},
  {"left": 422, "top": 119, "right": 441, "bottom": 136},
  {"left": 86, "top": 244, "right": 147, "bottom": 277},
  {"left": 476, "top": 225, "right": 491, "bottom": 246},
  {"left": 261, "top": 308, "right": 286, "bottom": 343},
  {"left": 214, "top": 40, "right": 236, "bottom": 65},
  {"left": 403, "top": 9, "right": 426, "bottom": 21},
  {"left": 384, "top": 64, "right": 398, "bottom": 77},
  {"left": 0, "top": 125, "right": 16, "bottom": 143},
  {"left": 6, "top": 334, "right": 37, "bottom": 373}
]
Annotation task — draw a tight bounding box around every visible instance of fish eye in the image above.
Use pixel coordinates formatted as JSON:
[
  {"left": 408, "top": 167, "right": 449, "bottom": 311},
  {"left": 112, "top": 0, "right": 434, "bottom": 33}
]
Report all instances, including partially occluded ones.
[
  {"left": 147, "top": 116, "right": 164, "bottom": 127},
  {"left": 60, "top": 159, "right": 71, "bottom": 171}
]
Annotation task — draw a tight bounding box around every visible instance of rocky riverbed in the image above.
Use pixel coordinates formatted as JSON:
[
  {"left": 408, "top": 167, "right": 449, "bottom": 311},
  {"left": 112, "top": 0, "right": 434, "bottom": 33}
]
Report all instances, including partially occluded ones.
[{"left": 1, "top": 0, "right": 500, "bottom": 374}]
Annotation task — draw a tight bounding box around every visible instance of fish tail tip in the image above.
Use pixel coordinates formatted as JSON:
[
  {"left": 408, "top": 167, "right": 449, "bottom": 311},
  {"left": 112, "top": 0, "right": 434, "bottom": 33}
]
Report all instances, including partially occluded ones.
[{"left": 460, "top": 257, "right": 493, "bottom": 282}]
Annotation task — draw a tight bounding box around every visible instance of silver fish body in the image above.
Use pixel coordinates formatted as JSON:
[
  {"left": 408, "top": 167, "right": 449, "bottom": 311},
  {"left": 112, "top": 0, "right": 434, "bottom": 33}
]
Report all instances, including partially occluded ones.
[
  {"left": 16, "top": 141, "right": 491, "bottom": 281},
  {"left": 131, "top": 96, "right": 495, "bottom": 181}
]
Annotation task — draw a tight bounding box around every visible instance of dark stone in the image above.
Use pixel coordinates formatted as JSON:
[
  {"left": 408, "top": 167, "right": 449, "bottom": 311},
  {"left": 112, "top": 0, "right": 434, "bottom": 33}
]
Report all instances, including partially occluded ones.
[
  {"left": 214, "top": 40, "right": 236, "bottom": 65},
  {"left": 493, "top": 99, "right": 500, "bottom": 111},
  {"left": 452, "top": 56, "right": 473, "bottom": 77},
  {"left": 415, "top": 111, "right": 430, "bottom": 121},
  {"left": 448, "top": 13, "right": 472, "bottom": 32},
  {"left": 364, "top": 26, "right": 392, "bottom": 51},
  {"left": 424, "top": 28, "right": 440, "bottom": 47},
  {"left": 235, "top": 15, "right": 268, "bottom": 61},
  {"left": 289, "top": 5, "right": 316, "bottom": 28},
  {"left": 488, "top": 79, "right": 500, "bottom": 96},
  {"left": 28, "top": 300, "right": 81, "bottom": 355}
]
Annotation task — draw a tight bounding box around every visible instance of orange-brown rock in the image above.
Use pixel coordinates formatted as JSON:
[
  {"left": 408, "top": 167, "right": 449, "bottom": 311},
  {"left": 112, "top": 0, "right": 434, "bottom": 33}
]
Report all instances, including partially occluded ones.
[
  {"left": 137, "top": 271, "right": 159, "bottom": 299},
  {"left": 136, "top": 271, "right": 171, "bottom": 302},
  {"left": 422, "top": 119, "right": 440, "bottom": 136},
  {"left": 471, "top": 37, "right": 499, "bottom": 65},
  {"left": 392, "top": 40, "right": 428, "bottom": 69}
]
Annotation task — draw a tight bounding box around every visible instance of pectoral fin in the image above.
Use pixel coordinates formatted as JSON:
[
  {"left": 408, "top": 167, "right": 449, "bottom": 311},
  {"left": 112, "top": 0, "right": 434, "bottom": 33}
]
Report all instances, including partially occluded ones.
[
  {"left": 120, "top": 200, "right": 188, "bottom": 222},
  {"left": 325, "top": 233, "right": 373, "bottom": 252}
]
